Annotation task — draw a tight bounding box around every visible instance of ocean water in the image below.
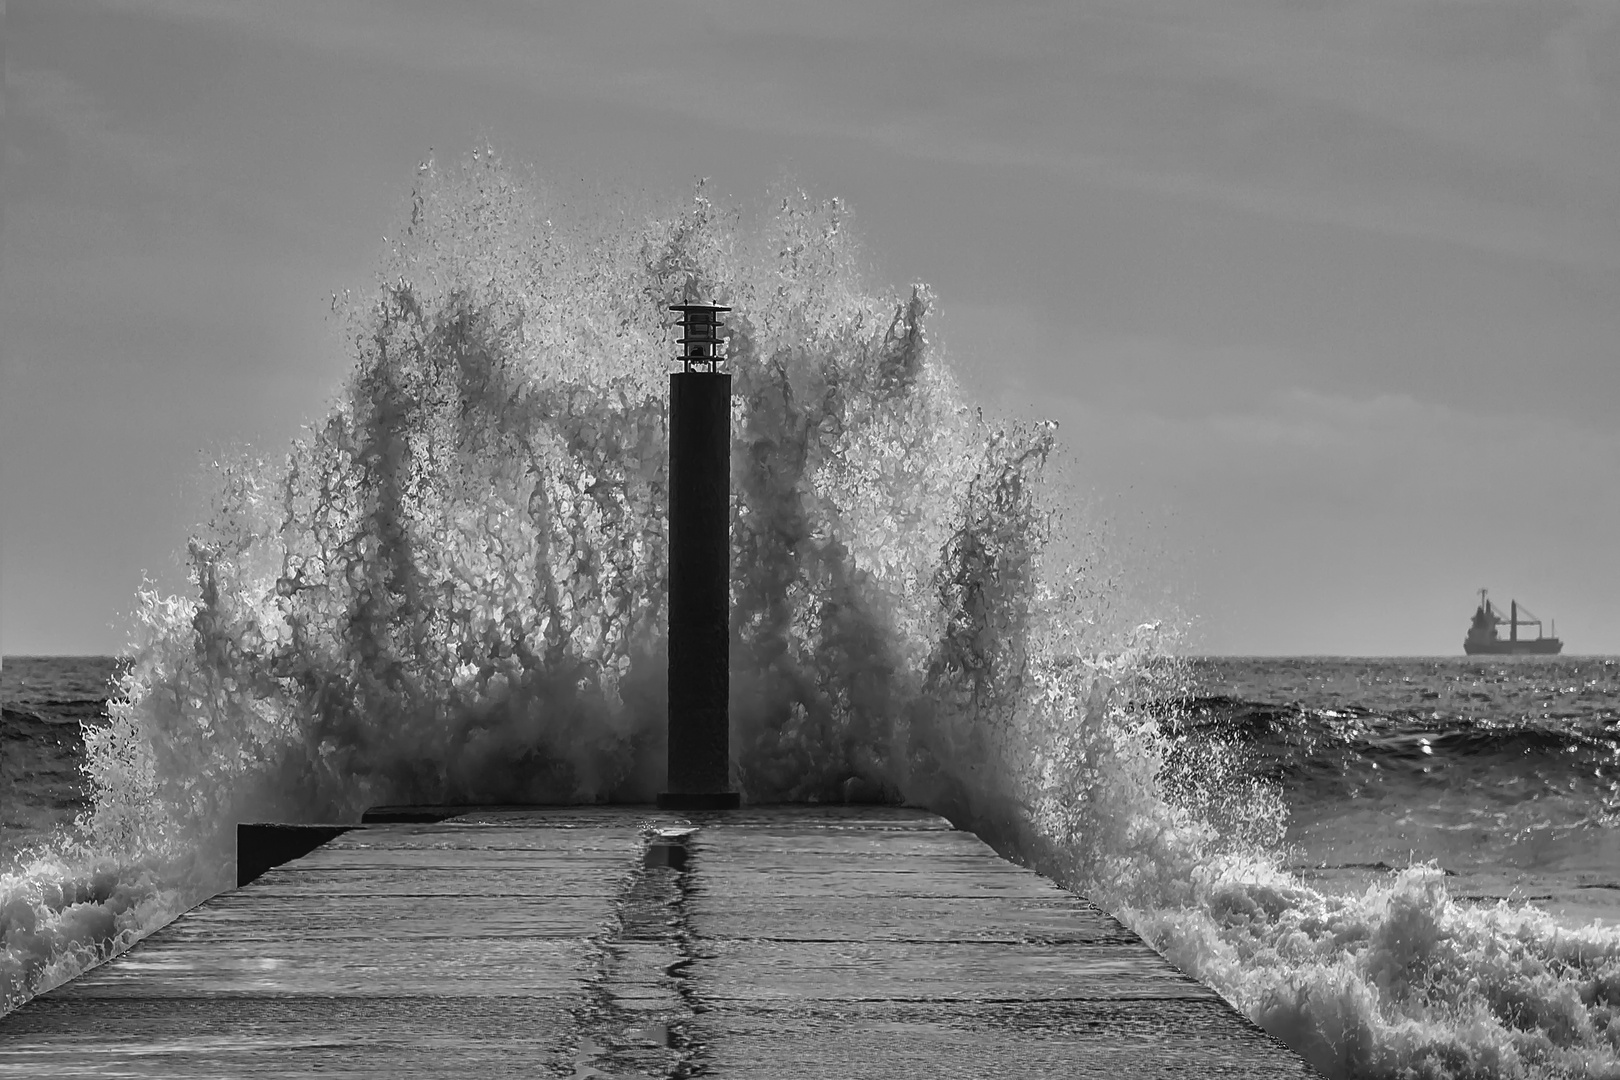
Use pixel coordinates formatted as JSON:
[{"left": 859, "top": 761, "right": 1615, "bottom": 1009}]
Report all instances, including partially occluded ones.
[
  {"left": 1174, "top": 657, "right": 1620, "bottom": 931},
  {"left": 0, "top": 656, "right": 123, "bottom": 863},
  {"left": 2, "top": 150, "right": 1618, "bottom": 1078}
]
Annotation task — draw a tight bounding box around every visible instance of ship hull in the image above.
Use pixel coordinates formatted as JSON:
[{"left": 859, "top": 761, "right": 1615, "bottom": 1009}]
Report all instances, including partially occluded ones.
[{"left": 1463, "top": 638, "right": 1563, "bottom": 655}]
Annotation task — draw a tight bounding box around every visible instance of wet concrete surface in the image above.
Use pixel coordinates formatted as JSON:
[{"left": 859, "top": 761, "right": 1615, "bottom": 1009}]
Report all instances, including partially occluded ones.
[{"left": 0, "top": 806, "right": 1322, "bottom": 1077}]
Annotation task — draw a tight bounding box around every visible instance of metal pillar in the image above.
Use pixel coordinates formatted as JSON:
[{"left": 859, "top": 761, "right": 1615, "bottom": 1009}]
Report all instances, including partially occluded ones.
[{"left": 658, "top": 302, "right": 740, "bottom": 811}]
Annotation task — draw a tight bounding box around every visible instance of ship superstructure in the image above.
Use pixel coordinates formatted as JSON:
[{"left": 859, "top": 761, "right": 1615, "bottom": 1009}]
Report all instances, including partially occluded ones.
[{"left": 1464, "top": 589, "right": 1562, "bottom": 655}]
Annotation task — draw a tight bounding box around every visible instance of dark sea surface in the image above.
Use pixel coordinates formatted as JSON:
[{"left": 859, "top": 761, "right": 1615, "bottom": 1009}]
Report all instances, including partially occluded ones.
[
  {"left": 1172, "top": 656, "right": 1620, "bottom": 928},
  {"left": 0, "top": 656, "right": 125, "bottom": 865},
  {"left": 6, "top": 653, "right": 1615, "bottom": 925}
]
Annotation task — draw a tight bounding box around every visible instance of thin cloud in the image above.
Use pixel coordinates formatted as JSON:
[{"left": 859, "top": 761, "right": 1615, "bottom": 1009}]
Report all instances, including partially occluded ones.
[{"left": 78, "top": 0, "right": 1620, "bottom": 269}]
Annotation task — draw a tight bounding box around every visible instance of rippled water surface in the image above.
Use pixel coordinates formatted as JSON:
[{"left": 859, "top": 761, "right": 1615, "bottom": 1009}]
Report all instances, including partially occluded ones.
[{"left": 1170, "top": 657, "right": 1620, "bottom": 929}]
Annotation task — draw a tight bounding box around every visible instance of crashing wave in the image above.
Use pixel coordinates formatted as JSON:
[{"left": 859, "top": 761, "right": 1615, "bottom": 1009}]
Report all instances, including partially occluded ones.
[{"left": 4, "top": 147, "right": 1617, "bottom": 1080}]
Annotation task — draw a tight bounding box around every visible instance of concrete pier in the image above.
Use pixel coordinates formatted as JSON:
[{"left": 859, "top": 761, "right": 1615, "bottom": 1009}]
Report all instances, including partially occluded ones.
[{"left": 0, "top": 807, "right": 1321, "bottom": 1077}]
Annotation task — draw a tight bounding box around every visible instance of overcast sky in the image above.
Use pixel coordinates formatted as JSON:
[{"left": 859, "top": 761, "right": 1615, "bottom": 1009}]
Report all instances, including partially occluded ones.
[{"left": 5, "top": 0, "right": 1618, "bottom": 656}]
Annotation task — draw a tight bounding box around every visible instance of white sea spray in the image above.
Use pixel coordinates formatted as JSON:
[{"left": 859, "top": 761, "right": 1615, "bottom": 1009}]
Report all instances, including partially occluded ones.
[{"left": 4, "top": 148, "right": 1618, "bottom": 1080}]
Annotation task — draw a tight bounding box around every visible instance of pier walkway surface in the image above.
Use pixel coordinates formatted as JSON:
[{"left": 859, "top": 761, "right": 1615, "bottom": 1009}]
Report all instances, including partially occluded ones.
[{"left": 1, "top": 806, "right": 1321, "bottom": 1078}]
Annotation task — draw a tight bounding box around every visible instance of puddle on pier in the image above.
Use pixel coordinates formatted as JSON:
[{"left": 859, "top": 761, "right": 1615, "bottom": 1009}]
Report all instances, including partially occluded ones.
[{"left": 569, "top": 821, "right": 704, "bottom": 1078}]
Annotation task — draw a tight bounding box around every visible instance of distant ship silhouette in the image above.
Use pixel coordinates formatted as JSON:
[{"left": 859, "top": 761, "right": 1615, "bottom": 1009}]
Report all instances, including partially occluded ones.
[{"left": 1464, "top": 589, "right": 1562, "bottom": 655}]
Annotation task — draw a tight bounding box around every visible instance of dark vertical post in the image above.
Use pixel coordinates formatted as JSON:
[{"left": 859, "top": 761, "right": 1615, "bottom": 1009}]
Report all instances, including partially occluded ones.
[{"left": 659, "top": 302, "right": 740, "bottom": 811}]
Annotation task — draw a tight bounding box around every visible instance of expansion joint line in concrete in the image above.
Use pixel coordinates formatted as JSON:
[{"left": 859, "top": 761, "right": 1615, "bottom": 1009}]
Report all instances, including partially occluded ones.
[{"left": 569, "top": 820, "right": 705, "bottom": 1079}]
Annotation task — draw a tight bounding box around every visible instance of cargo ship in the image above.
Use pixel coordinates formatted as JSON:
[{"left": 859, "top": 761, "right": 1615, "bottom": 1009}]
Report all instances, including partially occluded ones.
[{"left": 1464, "top": 589, "right": 1562, "bottom": 655}]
